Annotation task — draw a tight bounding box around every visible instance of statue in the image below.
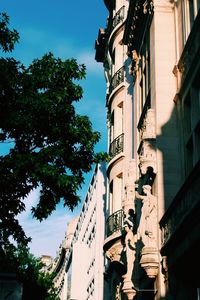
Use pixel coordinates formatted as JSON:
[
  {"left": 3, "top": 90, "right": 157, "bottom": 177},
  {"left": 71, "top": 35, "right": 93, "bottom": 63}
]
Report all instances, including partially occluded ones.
[
  {"left": 135, "top": 185, "right": 157, "bottom": 246},
  {"left": 122, "top": 211, "right": 136, "bottom": 281}
]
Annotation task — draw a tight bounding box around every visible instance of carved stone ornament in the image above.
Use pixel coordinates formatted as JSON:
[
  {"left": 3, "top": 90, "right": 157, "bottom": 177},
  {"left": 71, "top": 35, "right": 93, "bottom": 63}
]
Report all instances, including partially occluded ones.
[
  {"left": 138, "top": 140, "right": 157, "bottom": 175},
  {"left": 122, "top": 280, "right": 137, "bottom": 300},
  {"left": 141, "top": 109, "right": 156, "bottom": 140},
  {"left": 106, "top": 240, "right": 123, "bottom": 262},
  {"left": 143, "top": 0, "right": 153, "bottom": 14},
  {"left": 140, "top": 247, "right": 159, "bottom": 278},
  {"left": 130, "top": 50, "right": 140, "bottom": 76}
]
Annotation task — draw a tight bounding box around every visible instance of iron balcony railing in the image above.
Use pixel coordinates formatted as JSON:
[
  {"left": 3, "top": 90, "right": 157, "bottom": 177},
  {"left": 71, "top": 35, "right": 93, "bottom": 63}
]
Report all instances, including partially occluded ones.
[
  {"left": 106, "top": 209, "right": 124, "bottom": 237},
  {"left": 109, "top": 66, "right": 124, "bottom": 94},
  {"left": 112, "top": 6, "right": 125, "bottom": 30},
  {"left": 109, "top": 133, "right": 124, "bottom": 160}
]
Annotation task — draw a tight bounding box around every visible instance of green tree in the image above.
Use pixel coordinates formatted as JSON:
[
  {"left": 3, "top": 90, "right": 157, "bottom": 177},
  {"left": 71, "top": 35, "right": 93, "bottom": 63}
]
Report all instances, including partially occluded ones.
[
  {"left": 0, "top": 13, "right": 106, "bottom": 247},
  {"left": 1, "top": 244, "right": 59, "bottom": 300}
]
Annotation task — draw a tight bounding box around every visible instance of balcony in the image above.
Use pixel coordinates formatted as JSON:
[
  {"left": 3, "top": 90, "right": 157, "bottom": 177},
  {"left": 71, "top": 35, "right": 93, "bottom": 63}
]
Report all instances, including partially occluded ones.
[
  {"left": 109, "top": 66, "right": 124, "bottom": 95},
  {"left": 109, "top": 133, "right": 124, "bottom": 160},
  {"left": 106, "top": 209, "right": 124, "bottom": 237},
  {"left": 112, "top": 6, "right": 125, "bottom": 30}
]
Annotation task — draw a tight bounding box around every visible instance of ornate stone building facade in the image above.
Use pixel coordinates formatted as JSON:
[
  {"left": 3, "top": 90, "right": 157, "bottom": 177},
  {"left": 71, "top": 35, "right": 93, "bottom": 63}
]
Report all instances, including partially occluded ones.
[{"left": 95, "top": 0, "right": 200, "bottom": 299}]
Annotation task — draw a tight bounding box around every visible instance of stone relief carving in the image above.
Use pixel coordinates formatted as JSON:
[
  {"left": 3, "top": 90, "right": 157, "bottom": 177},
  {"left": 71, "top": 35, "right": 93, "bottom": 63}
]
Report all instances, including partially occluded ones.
[
  {"left": 130, "top": 50, "right": 140, "bottom": 76},
  {"left": 106, "top": 241, "right": 123, "bottom": 262},
  {"left": 135, "top": 185, "right": 157, "bottom": 247},
  {"left": 141, "top": 109, "right": 156, "bottom": 140},
  {"left": 138, "top": 140, "right": 157, "bottom": 175}
]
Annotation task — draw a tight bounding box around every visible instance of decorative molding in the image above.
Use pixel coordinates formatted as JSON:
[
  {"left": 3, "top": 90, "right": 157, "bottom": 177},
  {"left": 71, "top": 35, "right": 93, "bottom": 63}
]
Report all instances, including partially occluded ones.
[
  {"left": 122, "top": 280, "right": 137, "bottom": 299},
  {"left": 140, "top": 247, "right": 159, "bottom": 278},
  {"left": 153, "top": 0, "right": 174, "bottom": 12},
  {"left": 123, "top": 0, "right": 153, "bottom": 54},
  {"left": 140, "top": 109, "right": 156, "bottom": 140}
]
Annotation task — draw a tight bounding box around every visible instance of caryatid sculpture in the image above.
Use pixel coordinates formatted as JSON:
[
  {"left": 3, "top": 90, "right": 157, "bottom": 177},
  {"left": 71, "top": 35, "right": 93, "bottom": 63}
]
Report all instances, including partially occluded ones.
[
  {"left": 122, "top": 211, "right": 137, "bottom": 299},
  {"left": 135, "top": 185, "right": 157, "bottom": 247},
  {"left": 122, "top": 211, "right": 136, "bottom": 281}
]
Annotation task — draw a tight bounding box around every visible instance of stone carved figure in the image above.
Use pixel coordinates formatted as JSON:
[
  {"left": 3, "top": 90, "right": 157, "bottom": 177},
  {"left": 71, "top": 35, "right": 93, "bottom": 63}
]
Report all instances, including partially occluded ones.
[
  {"left": 131, "top": 50, "right": 140, "bottom": 75},
  {"left": 122, "top": 212, "right": 136, "bottom": 282},
  {"left": 136, "top": 185, "right": 157, "bottom": 247}
]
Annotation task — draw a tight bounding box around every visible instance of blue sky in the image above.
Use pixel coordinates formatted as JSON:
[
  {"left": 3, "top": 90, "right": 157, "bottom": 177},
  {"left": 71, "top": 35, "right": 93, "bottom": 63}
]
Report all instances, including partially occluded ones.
[{"left": 1, "top": 0, "right": 108, "bottom": 257}]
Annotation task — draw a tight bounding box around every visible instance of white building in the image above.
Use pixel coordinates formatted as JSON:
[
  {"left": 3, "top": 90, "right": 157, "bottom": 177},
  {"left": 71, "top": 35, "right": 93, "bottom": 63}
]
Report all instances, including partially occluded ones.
[{"left": 49, "top": 162, "right": 106, "bottom": 300}]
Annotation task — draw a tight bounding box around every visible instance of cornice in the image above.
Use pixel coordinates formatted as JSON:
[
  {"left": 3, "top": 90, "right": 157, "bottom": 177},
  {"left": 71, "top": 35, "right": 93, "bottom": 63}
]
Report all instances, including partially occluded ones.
[{"left": 123, "top": 0, "right": 153, "bottom": 54}]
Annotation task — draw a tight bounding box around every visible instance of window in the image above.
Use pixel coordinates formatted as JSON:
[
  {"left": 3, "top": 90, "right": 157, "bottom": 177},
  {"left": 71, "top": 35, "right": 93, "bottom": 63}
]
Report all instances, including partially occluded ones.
[
  {"left": 109, "top": 110, "right": 114, "bottom": 144},
  {"left": 197, "top": 288, "right": 200, "bottom": 300},
  {"left": 109, "top": 180, "right": 113, "bottom": 215},
  {"left": 183, "top": 80, "right": 200, "bottom": 176},
  {"left": 181, "top": 0, "right": 200, "bottom": 43},
  {"left": 115, "top": 102, "right": 123, "bottom": 138},
  {"left": 138, "top": 28, "right": 151, "bottom": 115}
]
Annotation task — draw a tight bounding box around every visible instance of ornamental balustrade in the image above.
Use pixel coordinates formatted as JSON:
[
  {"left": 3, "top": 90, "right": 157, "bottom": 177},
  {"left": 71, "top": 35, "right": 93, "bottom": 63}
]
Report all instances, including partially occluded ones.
[
  {"left": 109, "top": 133, "right": 124, "bottom": 159},
  {"left": 109, "top": 66, "right": 124, "bottom": 94},
  {"left": 112, "top": 6, "right": 125, "bottom": 30},
  {"left": 106, "top": 209, "right": 124, "bottom": 237}
]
